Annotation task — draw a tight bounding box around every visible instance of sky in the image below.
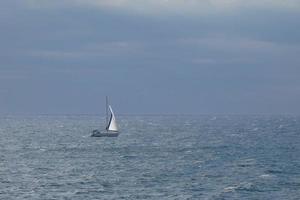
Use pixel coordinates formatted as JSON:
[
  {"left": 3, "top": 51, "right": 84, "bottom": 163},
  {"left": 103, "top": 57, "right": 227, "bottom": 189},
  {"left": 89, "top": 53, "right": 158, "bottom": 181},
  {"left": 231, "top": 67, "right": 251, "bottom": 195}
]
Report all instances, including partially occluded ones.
[{"left": 0, "top": 0, "right": 300, "bottom": 115}]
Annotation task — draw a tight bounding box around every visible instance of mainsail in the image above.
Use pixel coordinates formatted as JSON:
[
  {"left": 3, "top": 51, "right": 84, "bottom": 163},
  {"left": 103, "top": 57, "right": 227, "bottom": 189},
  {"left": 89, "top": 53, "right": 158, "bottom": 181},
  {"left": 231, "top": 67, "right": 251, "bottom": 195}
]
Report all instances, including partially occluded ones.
[{"left": 106, "top": 105, "right": 118, "bottom": 132}]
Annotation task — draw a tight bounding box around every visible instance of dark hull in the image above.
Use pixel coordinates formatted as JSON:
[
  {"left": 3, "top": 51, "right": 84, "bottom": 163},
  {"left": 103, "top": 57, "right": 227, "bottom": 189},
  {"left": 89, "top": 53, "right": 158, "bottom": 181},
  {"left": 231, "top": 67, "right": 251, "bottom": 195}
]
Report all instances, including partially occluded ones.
[{"left": 91, "top": 130, "right": 119, "bottom": 137}]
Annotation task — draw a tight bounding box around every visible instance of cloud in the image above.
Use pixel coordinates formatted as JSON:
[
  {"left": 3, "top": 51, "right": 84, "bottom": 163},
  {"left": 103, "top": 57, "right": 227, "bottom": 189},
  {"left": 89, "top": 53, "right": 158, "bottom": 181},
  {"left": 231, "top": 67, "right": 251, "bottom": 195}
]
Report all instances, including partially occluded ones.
[
  {"left": 179, "top": 36, "right": 300, "bottom": 54},
  {"left": 177, "top": 36, "right": 300, "bottom": 65},
  {"left": 28, "top": 41, "right": 143, "bottom": 59},
  {"left": 25, "top": 0, "right": 300, "bottom": 15}
]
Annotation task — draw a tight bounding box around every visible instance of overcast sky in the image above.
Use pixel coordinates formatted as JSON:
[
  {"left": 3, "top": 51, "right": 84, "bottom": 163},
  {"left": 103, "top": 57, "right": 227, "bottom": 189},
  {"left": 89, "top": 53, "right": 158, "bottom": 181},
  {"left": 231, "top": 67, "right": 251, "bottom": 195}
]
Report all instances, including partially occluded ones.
[{"left": 1, "top": 0, "right": 300, "bottom": 115}]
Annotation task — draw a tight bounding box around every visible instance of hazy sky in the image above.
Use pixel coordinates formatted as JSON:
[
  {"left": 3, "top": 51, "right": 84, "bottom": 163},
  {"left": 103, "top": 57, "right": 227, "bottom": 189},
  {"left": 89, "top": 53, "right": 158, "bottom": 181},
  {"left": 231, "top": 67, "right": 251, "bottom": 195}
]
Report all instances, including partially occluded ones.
[{"left": 1, "top": 0, "right": 300, "bottom": 115}]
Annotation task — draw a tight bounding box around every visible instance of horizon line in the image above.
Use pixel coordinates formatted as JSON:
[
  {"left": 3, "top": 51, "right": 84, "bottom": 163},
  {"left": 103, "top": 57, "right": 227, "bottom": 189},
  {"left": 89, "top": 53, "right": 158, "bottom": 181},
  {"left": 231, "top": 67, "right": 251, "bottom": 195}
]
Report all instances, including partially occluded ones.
[{"left": 0, "top": 113, "right": 299, "bottom": 117}]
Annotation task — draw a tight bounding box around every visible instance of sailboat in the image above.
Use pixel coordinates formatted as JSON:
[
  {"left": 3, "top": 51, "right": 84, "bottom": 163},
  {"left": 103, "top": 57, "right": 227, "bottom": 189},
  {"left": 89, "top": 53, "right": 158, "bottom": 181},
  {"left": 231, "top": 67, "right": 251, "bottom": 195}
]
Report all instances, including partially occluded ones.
[{"left": 91, "top": 96, "right": 119, "bottom": 137}]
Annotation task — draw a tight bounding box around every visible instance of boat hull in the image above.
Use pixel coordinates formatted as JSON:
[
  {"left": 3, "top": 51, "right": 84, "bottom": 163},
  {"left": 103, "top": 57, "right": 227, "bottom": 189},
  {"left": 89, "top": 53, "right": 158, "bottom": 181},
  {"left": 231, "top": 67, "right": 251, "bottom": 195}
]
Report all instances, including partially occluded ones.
[{"left": 91, "top": 129, "right": 119, "bottom": 137}]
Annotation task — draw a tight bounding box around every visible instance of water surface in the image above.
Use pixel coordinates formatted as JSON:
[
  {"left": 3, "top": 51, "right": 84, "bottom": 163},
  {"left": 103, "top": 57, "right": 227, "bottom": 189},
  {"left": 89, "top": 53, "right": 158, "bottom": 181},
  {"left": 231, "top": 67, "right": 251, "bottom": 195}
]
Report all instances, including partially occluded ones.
[{"left": 0, "top": 115, "right": 299, "bottom": 199}]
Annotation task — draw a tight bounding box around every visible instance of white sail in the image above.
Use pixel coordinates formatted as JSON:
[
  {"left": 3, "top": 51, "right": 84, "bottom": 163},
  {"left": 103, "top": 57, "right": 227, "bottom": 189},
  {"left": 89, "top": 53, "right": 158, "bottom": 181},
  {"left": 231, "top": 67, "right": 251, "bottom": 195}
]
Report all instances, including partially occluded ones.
[{"left": 106, "top": 105, "right": 118, "bottom": 132}]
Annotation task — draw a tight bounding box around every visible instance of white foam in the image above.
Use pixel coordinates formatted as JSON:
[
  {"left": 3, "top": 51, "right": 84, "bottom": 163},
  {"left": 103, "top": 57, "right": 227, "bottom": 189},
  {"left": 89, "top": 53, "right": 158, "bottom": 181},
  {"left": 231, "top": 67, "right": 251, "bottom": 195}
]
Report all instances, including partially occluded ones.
[
  {"left": 259, "top": 174, "right": 273, "bottom": 178},
  {"left": 223, "top": 186, "right": 238, "bottom": 192}
]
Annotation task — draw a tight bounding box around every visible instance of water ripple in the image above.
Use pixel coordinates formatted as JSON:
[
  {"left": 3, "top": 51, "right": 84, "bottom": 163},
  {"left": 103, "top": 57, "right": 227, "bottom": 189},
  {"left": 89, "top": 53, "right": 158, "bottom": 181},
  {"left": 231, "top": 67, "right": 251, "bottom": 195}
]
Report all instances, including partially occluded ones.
[{"left": 0, "top": 115, "right": 300, "bottom": 199}]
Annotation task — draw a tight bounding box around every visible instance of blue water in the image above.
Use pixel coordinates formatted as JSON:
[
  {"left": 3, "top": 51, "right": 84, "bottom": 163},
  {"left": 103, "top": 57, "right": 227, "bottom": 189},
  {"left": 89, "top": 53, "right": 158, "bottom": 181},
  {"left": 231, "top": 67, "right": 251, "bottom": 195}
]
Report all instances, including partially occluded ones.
[{"left": 0, "top": 115, "right": 300, "bottom": 199}]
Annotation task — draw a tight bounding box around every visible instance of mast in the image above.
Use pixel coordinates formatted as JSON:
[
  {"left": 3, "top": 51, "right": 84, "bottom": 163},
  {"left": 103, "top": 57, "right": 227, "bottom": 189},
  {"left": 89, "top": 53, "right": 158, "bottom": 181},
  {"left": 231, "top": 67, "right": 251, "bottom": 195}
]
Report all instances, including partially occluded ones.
[{"left": 106, "top": 96, "right": 108, "bottom": 128}]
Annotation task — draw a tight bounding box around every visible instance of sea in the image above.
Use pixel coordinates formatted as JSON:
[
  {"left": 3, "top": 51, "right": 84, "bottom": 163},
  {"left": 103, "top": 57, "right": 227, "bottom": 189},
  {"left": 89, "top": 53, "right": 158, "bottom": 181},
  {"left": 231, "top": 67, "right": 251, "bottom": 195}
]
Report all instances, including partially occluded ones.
[{"left": 0, "top": 115, "right": 299, "bottom": 199}]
